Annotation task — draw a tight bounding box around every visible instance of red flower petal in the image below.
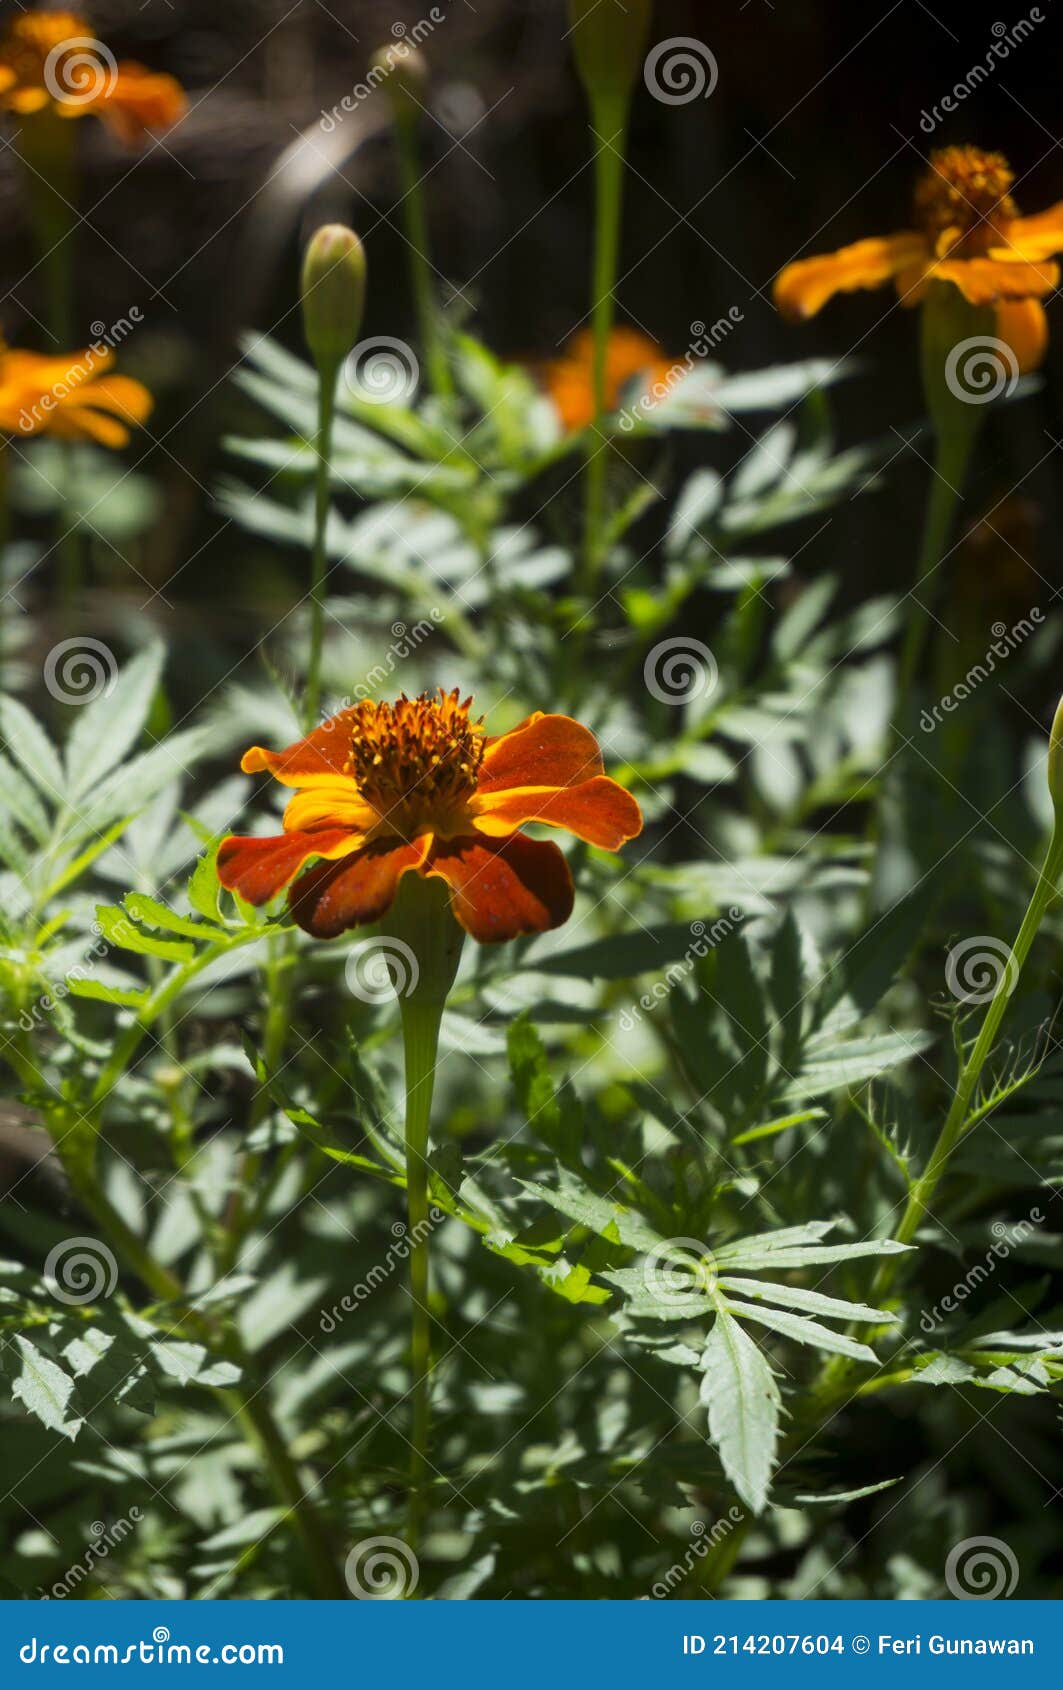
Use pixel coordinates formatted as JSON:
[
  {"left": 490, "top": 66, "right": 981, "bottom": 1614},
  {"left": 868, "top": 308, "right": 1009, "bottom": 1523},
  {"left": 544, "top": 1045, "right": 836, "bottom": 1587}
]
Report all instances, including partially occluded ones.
[
  {"left": 217, "top": 828, "right": 355, "bottom": 905},
  {"left": 241, "top": 711, "right": 359, "bottom": 789},
  {"left": 426, "top": 833, "right": 574, "bottom": 942},
  {"left": 290, "top": 838, "right": 429, "bottom": 939},
  {"left": 471, "top": 774, "right": 642, "bottom": 850},
  {"left": 478, "top": 713, "right": 604, "bottom": 794}
]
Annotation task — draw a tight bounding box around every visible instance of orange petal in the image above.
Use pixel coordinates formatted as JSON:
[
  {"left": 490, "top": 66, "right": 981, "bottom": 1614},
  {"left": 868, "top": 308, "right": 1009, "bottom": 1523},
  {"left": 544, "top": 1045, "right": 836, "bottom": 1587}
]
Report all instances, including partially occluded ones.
[
  {"left": 97, "top": 64, "right": 187, "bottom": 144},
  {"left": 995, "top": 299, "right": 1048, "bottom": 376},
  {"left": 773, "top": 233, "right": 927, "bottom": 321},
  {"left": 928, "top": 255, "right": 1059, "bottom": 304},
  {"left": 241, "top": 712, "right": 360, "bottom": 789},
  {"left": 993, "top": 201, "right": 1063, "bottom": 263},
  {"left": 217, "top": 827, "right": 357, "bottom": 905},
  {"left": 289, "top": 837, "right": 429, "bottom": 939},
  {"left": 426, "top": 834, "right": 574, "bottom": 943},
  {"left": 479, "top": 713, "right": 604, "bottom": 794},
  {"left": 283, "top": 784, "right": 377, "bottom": 832},
  {"left": 472, "top": 775, "right": 642, "bottom": 850}
]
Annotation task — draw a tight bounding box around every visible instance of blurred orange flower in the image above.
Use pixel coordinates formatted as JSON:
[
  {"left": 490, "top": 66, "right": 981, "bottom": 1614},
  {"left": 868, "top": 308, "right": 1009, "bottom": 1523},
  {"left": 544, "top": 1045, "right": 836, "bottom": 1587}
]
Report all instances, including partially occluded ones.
[
  {"left": 774, "top": 146, "right": 1063, "bottom": 374},
  {"left": 0, "top": 10, "right": 185, "bottom": 144},
  {"left": 0, "top": 343, "right": 153, "bottom": 447},
  {"left": 218, "top": 691, "right": 643, "bottom": 943},
  {"left": 542, "top": 326, "right": 673, "bottom": 431}
]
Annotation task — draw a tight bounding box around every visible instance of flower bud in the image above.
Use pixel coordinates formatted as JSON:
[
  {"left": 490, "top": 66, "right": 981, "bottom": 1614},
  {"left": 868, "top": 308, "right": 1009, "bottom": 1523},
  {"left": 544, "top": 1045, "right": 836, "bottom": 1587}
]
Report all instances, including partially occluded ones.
[
  {"left": 569, "top": 0, "right": 653, "bottom": 106},
  {"left": 370, "top": 40, "right": 430, "bottom": 118},
  {"left": 301, "top": 224, "right": 367, "bottom": 377}
]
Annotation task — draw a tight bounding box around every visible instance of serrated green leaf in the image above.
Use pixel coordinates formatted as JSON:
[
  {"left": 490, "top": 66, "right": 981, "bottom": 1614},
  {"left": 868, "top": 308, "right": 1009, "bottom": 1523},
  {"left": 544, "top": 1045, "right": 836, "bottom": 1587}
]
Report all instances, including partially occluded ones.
[{"left": 699, "top": 1307, "right": 781, "bottom": 1515}]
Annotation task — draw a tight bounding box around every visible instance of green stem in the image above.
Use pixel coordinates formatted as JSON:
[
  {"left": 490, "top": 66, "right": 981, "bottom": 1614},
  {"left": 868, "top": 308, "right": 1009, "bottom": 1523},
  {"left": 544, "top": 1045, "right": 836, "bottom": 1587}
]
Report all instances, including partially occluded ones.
[
  {"left": 581, "top": 91, "right": 627, "bottom": 593},
  {"left": 304, "top": 371, "right": 337, "bottom": 730},
  {"left": 399, "top": 995, "right": 444, "bottom": 1557},
  {"left": 395, "top": 111, "right": 451, "bottom": 398}
]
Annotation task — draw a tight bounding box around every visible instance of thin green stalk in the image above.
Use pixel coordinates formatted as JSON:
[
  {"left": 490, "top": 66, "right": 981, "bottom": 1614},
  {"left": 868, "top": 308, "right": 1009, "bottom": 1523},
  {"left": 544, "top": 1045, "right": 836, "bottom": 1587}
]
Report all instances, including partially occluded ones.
[
  {"left": 395, "top": 111, "right": 451, "bottom": 398},
  {"left": 304, "top": 371, "right": 337, "bottom": 730},
  {"left": 581, "top": 92, "right": 626, "bottom": 593},
  {"left": 890, "top": 425, "right": 976, "bottom": 740},
  {"left": 399, "top": 995, "right": 444, "bottom": 1557}
]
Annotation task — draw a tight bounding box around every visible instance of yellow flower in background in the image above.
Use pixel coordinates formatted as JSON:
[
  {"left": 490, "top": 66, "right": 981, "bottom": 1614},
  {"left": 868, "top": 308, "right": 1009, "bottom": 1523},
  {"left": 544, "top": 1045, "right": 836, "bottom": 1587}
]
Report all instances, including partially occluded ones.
[
  {"left": 0, "top": 342, "right": 153, "bottom": 447},
  {"left": 0, "top": 10, "right": 185, "bottom": 145},
  {"left": 774, "top": 146, "right": 1063, "bottom": 374},
  {"left": 541, "top": 326, "right": 673, "bottom": 432}
]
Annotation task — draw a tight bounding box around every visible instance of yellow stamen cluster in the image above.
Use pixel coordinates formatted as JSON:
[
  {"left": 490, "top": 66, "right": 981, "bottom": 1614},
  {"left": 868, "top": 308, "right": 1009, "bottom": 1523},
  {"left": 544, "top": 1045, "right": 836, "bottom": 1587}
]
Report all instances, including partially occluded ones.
[
  {"left": 913, "top": 146, "right": 1018, "bottom": 251},
  {"left": 345, "top": 690, "right": 485, "bottom": 830}
]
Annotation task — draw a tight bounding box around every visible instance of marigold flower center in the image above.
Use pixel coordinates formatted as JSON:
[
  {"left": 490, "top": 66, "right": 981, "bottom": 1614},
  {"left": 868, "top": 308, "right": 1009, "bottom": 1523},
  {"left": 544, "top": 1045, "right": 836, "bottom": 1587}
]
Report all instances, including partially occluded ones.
[
  {"left": 344, "top": 691, "right": 485, "bottom": 833},
  {"left": 913, "top": 146, "right": 1018, "bottom": 252}
]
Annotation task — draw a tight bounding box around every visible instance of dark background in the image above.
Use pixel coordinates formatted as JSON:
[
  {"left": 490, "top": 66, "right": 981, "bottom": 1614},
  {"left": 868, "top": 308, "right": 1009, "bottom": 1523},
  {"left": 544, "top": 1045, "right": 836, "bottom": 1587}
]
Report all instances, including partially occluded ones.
[{"left": 3, "top": 0, "right": 1063, "bottom": 666}]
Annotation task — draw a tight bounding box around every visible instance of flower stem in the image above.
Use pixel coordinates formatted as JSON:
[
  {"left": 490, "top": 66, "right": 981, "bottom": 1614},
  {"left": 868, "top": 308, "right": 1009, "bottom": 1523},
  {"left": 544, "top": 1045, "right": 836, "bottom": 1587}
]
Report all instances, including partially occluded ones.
[
  {"left": 581, "top": 93, "right": 626, "bottom": 594},
  {"left": 304, "top": 369, "right": 337, "bottom": 730},
  {"left": 400, "top": 994, "right": 443, "bottom": 1556},
  {"left": 395, "top": 111, "right": 452, "bottom": 399}
]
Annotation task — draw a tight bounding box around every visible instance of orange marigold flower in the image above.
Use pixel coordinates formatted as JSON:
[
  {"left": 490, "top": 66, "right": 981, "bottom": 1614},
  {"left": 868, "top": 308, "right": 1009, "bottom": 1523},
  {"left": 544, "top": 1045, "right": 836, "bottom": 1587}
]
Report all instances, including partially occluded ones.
[
  {"left": 774, "top": 146, "right": 1063, "bottom": 374},
  {"left": 0, "top": 342, "right": 153, "bottom": 447},
  {"left": 218, "top": 691, "right": 643, "bottom": 944},
  {"left": 0, "top": 10, "right": 186, "bottom": 144},
  {"left": 541, "top": 326, "right": 674, "bottom": 431}
]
